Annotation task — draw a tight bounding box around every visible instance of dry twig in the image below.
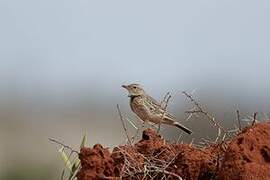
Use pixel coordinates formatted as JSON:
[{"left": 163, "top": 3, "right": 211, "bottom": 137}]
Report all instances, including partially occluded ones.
[
  {"left": 157, "top": 93, "right": 172, "bottom": 133},
  {"left": 49, "top": 138, "right": 80, "bottom": 180},
  {"left": 160, "top": 92, "right": 170, "bottom": 109},
  {"left": 117, "top": 104, "right": 132, "bottom": 145},
  {"left": 115, "top": 144, "right": 183, "bottom": 180},
  {"left": 125, "top": 117, "right": 140, "bottom": 143},
  {"left": 252, "top": 112, "right": 258, "bottom": 126},
  {"left": 49, "top": 138, "right": 79, "bottom": 154},
  {"left": 236, "top": 110, "right": 241, "bottom": 131},
  {"left": 182, "top": 91, "right": 227, "bottom": 142},
  {"left": 182, "top": 91, "right": 226, "bottom": 133}
]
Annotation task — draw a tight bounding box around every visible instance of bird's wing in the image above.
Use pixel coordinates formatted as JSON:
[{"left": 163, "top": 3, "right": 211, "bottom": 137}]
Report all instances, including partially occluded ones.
[
  {"left": 144, "top": 95, "right": 176, "bottom": 121},
  {"left": 145, "top": 95, "right": 161, "bottom": 107},
  {"left": 131, "top": 96, "right": 152, "bottom": 119}
]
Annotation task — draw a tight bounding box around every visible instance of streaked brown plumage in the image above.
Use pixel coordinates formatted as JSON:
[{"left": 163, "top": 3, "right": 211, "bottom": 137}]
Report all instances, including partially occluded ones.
[{"left": 122, "top": 83, "right": 192, "bottom": 134}]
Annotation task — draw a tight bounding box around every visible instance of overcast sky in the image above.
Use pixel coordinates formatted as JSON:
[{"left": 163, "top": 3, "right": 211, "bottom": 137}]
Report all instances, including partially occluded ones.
[{"left": 0, "top": 0, "right": 269, "bottom": 104}]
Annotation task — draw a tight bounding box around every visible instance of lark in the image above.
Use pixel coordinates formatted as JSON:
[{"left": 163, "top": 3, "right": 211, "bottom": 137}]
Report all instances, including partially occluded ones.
[{"left": 122, "top": 83, "right": 192, "bottom": 134}]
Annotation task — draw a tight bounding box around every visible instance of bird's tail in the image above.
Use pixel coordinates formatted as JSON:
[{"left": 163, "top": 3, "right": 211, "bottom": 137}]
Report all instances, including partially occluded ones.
[{"left": 173, "top": 122, "right": 193, "bottom": 134}]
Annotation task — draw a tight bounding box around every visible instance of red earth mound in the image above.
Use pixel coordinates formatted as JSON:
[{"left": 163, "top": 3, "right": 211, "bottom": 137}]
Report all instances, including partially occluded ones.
[
  {"left": 218, "top": 122, "right": 270, "bottom": 180},
  {"left": 77, "top": 122, "right": 270, "bottom": 180}
]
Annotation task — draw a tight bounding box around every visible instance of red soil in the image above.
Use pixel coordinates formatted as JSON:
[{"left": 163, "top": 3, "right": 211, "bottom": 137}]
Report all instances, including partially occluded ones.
[
  {"left": 77, "top": 122, "right": 270, "bottom": 180},
  {"left": 218, "top": 122, "right": 270, "bottom": 180}
]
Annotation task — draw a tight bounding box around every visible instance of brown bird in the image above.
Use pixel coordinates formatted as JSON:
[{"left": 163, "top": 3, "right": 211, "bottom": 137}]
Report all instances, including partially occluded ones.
[{"left": 122, "top": 83, "right": 192, "bottom": 134}]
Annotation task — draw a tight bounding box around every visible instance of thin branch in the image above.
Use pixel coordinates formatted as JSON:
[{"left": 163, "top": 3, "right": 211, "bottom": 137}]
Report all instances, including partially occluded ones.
[
  {"left": 236, "top": 110, "right": 241, "bottom": 131},
  {"left": 221, "top": 131, "right": 228, "bottom": 142},
  {"left": 200, "top": 137, "right": 215, "bottom": 145},
  {"left": 49, "top": 138, "right": 79, "bottom": 154},
  {"left": 116, "top": 143, "right": 183, "bottom": 180},
  {"left": 97, "top": 175, "right": 120, "bottom": 179},
  {"left": 162, "top": 169, "right": 183, "bottom": 180},
  {"left": 214, "top": 128, "right": 222, "bottom": 143},
  {"left": 185, "top": 110, "right": 202, "bottom": 113},
  {"left": 189, "top": 138, "right": 195, "bottom": 146},
  {"left": 252, "top": 112, "right": 258, "bottom": 126},
  {"left": 160, "top": 92, "right": 170, "bottom": 109},
  {"left": 128, "top": 168, "right": 183, "bottom": 180},
  {"left": 117, "top": 104, "right": 132, "bottom": 145},
  {"left": 176, "top": 132, "right": 184, "bottom": 144},
  {"left": 157, "top": 93, "right": 172, "bottom": 133},
  {"left": 125, "top": 117, "right": 138, "bottom": 130},
  {"left": 124, "top": 117, "right": 141, "bottom": 143},
  {"left": 185, "top": 112, "right": 193, "bottom": 122},
  {"left": 182, "top": 91, "right": 227, "bottom": 133},
  {"left": 163, "top": 152, "right": 179, "bottom": 170}
]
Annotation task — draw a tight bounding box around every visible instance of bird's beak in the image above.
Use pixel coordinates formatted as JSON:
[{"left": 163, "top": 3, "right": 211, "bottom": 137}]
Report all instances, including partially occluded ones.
[{"left": 122, "top": 85, "right": 128, "bottom": 89}]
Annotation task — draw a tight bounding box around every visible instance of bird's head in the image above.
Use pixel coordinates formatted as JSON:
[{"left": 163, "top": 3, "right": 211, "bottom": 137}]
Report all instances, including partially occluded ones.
[{"left": 122, "top": 83, "right": 145, "bottom": 97}]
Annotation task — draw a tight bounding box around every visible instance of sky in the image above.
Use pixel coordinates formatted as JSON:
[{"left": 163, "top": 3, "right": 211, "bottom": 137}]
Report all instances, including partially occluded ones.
[{"left": 0, "top": 0, "right": 270, "bottom": 99}]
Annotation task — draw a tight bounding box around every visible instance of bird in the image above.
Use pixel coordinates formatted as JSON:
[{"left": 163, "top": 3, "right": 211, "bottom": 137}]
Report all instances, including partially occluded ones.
[{"left": 122, "top": 83, "right": 192, "bottom": 134}]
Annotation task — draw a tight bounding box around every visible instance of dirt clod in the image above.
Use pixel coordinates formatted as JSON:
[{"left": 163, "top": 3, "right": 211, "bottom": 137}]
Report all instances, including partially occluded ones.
[
  {"left": 77, "top": 122, "right": 270, "bottom": 180},
  {"left": 218, "top": 122, "right": 270, "bottom": 180}
]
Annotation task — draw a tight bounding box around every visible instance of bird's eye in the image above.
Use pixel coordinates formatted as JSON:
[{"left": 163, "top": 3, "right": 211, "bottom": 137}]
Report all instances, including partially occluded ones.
[{"left": 133, "top": 86, "right": 137, "bottom": 89}]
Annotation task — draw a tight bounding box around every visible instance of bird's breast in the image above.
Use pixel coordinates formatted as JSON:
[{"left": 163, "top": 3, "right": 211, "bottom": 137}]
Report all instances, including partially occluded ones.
[
  {"left": 130, "top": 96, "right": 148, "bottom": 119},
  {"left": 130, "top": 96, "right": 142, "bottom": 112}
]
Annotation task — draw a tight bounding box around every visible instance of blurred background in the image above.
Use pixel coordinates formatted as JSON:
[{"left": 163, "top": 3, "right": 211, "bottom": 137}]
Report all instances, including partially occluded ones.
[{"left": 1, "top": 0, "right": 270, "bottom": 179}]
